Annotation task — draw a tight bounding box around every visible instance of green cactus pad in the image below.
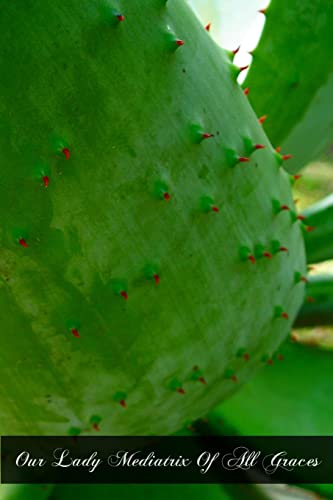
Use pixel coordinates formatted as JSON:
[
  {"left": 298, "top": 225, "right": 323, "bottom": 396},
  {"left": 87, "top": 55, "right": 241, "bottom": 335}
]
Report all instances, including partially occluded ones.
[
  {"left": 0, "top": 0, "right": 305, "bottom": 435},
  {"left": 244, "top": 0, "right": 333, "bottom": 173}
]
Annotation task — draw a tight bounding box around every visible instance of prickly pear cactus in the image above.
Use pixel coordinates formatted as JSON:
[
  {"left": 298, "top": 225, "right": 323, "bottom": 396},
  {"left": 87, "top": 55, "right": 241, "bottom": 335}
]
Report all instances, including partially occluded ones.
[{"left": 0, "top": 0, "right": 306, "bottom": 435}]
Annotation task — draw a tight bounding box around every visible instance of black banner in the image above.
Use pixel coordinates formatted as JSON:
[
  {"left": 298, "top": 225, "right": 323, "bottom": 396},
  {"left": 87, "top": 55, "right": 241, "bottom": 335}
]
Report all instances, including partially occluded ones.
[{"left": 1, "top": 436, "right": 332, "bottom": 484}]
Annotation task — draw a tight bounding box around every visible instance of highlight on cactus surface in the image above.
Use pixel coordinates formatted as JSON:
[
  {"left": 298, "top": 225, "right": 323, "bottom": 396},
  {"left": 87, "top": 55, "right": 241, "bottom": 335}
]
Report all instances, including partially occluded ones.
[{"left": 0, "top": 0, "right": 332, "bottom": 498}]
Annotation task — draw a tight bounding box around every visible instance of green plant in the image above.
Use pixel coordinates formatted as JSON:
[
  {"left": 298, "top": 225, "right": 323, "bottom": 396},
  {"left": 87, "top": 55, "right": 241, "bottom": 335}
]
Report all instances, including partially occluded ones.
[{"left": 0, "top": 0, "right": 332, "bottom": 498}]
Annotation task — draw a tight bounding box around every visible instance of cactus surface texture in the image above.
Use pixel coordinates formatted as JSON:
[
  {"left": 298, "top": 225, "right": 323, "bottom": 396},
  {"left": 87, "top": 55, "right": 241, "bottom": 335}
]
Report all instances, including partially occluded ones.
[{"left": 0, "top": 0, "right": 306, "bottom": 435}]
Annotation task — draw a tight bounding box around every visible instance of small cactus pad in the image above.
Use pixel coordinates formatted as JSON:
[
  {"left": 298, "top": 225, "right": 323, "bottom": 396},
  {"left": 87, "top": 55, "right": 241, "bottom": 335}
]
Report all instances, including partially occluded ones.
[{"left": 0, "top": 0, "right": 305, "bottom": 435}]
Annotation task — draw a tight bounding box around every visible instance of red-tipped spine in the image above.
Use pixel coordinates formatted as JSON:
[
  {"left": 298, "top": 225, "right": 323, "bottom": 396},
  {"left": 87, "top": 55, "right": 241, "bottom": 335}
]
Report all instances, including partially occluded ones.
[
  {"left": 153, "top": 274, "right": 160, "bottom": 285},
  {"left": 62, "top": 148, "right": 70, "bottom": 160},
  {"left": 19, "top": 238, "right": 28, "bottom": 248}
]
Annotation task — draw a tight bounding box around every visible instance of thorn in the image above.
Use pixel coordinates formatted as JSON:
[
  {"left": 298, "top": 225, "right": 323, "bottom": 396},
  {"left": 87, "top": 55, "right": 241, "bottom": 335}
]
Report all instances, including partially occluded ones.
[
  {"left": 301, "top": 276, "right": 308, "bottom": 283},
  {"left": 308, "top": 265, "right": 316, "bottom": 271},
  {"left": 280, "top": 247, "right": 288, "bottom": 252},
  {"left": 258, "top": 8, "right": 267, "bottom": 14},
  {"left": 274, "top": 306, "right": 289, "bottom": 320},
  {"left": 306, "top": 296, "right": 315, "bottom": 303},
  {"left": 120, "top": 291, "right": 128, "bottom": 301},
  {"left": 163, "top": 192, "right": 171, "bottom": 201},
  {"left": 232, "top": 46, "right": 240, "bottom": 55},
  {"left": 205, "top": 22, "right": 211, "bottom": 31},
  {"left": 267, "top": 358, "right": 274, "bottom": 365},
  {"left": 297, "top": 214, "right": 306, "bottom": 221},
  {"left": 71, "top": 328, "right": 80, "bottom": 338},
  {"left": 254, "top": 144, "right": 265, "bottom": 150},
  {"left": 282, "top": 154, "right": 292, "bottom": 161},
  {"left": 202, "top": 133, "right": 214, "bottom": 140},
  {"left": 43, "top": 176, "right": 49, "bottom": 188},
  {"left": 243, "top": 87, "right": 250, "bottom": 95},
  {"left": 231, "top": 374, "right": 238, "bottom": 383},
  {"left": 305, "top": 225, "right": 315, "bottom": 232},
  {"left": 119, "top": 399, "right": 127, "bottom": 408},
  {"left": 275, "top": 146, "right": 281, "bottom": 153},
  {"left": 281, "top": 204, "right": 290, "bottom": 211},
  {"left": 243, "top": 352, "right": 250, "bottom": 361},
  {"left": 258, "top": 115, "right": 267, "bottom": 124},
  {"left": 238, "top": 156, "right": 250, "bottom": 163},
  {"left": 248, "top": 255, "right": 256, "bottom": 264},
  {"left": 62, "top": 147, "right": 70, "bottom": 160},
  {"left": 19, "top": 238, "right": 28, "bottom": 248},
  {"left": 177, "top": 387, "right": 185, "bottom": 394},
  {"left": 153, "top": 274, "right": 160, "bottom": 285},
  {"left": 263, "top": 251, "right": 272, "bottom": 259},
  {"left": 116, "top": 13, "right": 125, "bottom": 22},
  {"left": 291, "top": 333, "right": 299, "bottom": 342},
  {"left": 238, "top": 65, "right": 249, "bottom": 73},
  {"left": 294, "top": 198, "right": 299, "bottom": 204},
  {"left": 293, "top": 174, "right": 302, "bottom": 181},
  {"left": 211, "top": 205, "right": 219, "bottom": 213},
  {"left": 277, "top": 354, "right": 284, "bottom": 361},
  {"left": 176, "top": 39, "right": 184, "bottom": 47},
  {"left": 92, "top": 423, "right": 100, "bottom": 431},
  {"left": 198, "top": 376, "right": 207, "bottom": 385}
]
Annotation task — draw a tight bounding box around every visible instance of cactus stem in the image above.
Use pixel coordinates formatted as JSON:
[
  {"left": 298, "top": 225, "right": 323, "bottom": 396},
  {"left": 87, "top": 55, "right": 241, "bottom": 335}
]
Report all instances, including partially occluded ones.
[
  {"left": 258, "top": 115, "right": 267, "bottom": 124},
  {"left": 42, "top": 175, "right": 49, "bottom": 188},
  {"left": 62, "top": 147, "right": 70, "bottom": 160},
  {"left": 18, "top": 238, "right": 28, "bottom": 248},
  {"left": 71, "top": 328, "right": 80, "bottom": 338},
  {"left": 205, "top": 23, "right": 211, "bottom": 31}
]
